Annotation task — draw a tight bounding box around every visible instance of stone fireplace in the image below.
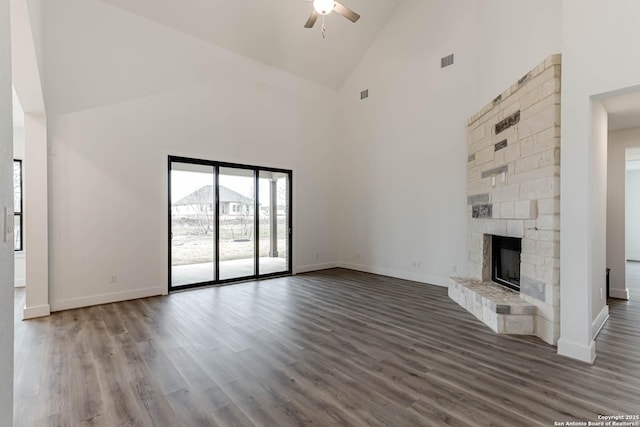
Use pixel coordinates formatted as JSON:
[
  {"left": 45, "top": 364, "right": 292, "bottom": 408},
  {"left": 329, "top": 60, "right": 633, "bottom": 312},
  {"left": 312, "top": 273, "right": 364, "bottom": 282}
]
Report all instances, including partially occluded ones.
[{"left": 449, "top": 54, "right": 561, "bottom": 345}]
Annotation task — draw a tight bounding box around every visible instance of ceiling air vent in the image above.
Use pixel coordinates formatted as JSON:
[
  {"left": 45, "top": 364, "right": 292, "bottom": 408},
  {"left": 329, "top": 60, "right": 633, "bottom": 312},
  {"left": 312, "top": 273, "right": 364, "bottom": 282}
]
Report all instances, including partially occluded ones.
[{"left": 441, "top": 53, "right": 454, "bottom": 68}]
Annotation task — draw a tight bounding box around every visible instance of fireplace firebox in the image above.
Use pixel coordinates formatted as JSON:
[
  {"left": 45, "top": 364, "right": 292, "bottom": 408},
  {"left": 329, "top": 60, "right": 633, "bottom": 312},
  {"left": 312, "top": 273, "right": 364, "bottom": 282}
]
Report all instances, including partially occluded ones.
[{"left": 491, "top": 235, "right": 521, "bottom": 292}]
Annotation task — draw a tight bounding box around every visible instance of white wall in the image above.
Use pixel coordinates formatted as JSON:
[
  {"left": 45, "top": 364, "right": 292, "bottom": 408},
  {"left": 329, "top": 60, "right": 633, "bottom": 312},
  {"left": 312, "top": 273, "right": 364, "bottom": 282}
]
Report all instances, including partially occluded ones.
[
  {"left": 560, "top": 0, "right": 640, "bottom": 362},
  {"left": 607, "top": 128, "right": 640, "bottom": 301},
  {"left": 336, "top": 0, "right": 561, "bottom": 285},
  {"left": 0, "top": 0, "right": 14, "bottom": 418},
  {"left": 42, "top": 0, "right": 340, "bottom": 310},
  {"left": 13, "top": 104, "right": 25, "bottom": 288},
  {"left": 627, "top": 169, "right": 640, "bottom": 261},
  {"left": 11, "top": 0, "right": 50, "bottom": 318},
  {"left": 590, "top": 101, "right": 609, "bottom": 335}
]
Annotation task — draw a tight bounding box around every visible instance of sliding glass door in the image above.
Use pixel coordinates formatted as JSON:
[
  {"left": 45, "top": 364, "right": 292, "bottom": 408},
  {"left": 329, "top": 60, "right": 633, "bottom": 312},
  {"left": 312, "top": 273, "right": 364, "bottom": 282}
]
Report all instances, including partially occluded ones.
[
  {"left": 258, "top": 171, "right": 290, "bottom": 275},
  {"left": 218, "top": 166, "right": 256, "bottom": 280},
  {"left": 170, "top": 162, "right": 216, "bottom": 288},
  {"left": 169, "top": 157, "right": 291, "bottom": 291}
]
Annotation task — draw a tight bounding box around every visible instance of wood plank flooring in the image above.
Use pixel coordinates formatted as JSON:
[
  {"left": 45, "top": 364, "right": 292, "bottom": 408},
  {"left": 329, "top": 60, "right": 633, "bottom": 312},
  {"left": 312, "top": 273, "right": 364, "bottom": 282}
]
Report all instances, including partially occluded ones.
[{"left": 13, "top": 268, "right": 640, "bottom": 426}]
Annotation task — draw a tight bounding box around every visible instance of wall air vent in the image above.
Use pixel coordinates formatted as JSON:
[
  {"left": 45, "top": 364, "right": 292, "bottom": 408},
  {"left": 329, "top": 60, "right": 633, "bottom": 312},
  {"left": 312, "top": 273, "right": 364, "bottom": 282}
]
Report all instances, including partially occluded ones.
[
  {"left": 360, "top": 89, "right": 369, "bottom": 100},
  {"left": 441, "top": 53, "right": 454, "bottom": 68}
]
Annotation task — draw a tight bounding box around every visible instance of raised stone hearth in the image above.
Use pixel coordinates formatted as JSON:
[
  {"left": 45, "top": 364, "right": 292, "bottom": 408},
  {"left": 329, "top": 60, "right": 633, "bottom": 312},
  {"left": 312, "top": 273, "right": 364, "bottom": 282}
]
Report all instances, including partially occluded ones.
[
  {"left": 449, "top": 277, "right": 535, "bottom": 334},
  {"left": 449, "top": 54, "right": 561, "bottom": 345}
]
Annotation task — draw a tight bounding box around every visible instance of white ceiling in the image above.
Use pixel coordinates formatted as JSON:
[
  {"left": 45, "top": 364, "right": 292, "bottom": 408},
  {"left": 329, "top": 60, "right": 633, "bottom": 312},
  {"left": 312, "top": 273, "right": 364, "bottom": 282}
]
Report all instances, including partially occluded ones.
[
  {"left": 602, "top": 90, "right": 640, "bottom": 131},
  {"left": 97, "top": 0, "right": 404, "bottom": 90}
]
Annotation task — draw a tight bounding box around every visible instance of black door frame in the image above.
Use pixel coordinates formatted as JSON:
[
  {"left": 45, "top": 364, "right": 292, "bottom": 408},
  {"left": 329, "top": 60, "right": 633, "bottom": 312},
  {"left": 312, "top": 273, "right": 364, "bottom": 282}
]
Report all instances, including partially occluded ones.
[{"left": 168, "top": 155, "right": 293, "bottom": 292}]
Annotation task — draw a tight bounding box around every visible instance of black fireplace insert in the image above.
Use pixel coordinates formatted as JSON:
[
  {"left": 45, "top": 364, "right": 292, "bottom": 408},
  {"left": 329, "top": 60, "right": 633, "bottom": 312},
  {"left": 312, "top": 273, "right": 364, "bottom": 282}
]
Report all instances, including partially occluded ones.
[{"left": 492, "top": 235, "right": 521, "bottom": 291}]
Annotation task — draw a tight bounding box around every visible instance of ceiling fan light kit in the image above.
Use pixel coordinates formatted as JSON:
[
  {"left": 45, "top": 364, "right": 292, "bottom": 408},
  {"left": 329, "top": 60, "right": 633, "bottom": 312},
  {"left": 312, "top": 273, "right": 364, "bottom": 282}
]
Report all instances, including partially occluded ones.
[
  {"left": 313, "top": 0, "right": 335, "bottom": 15},
  {"left": 304, "top": 0, "right": 361, "bottom": 37}
]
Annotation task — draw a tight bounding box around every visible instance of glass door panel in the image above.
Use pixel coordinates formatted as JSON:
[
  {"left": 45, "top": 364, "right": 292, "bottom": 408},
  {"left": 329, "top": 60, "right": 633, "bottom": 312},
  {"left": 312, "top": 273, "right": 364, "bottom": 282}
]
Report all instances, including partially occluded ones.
[
  {"left": 258, "top": 171, "right": 289, "bottom": 275},
  {"left": 170, "top": 162, "right": 215, "bottom": 288},
  {"left": 218, "top": 167, "right": 256, "bottom": 280}
]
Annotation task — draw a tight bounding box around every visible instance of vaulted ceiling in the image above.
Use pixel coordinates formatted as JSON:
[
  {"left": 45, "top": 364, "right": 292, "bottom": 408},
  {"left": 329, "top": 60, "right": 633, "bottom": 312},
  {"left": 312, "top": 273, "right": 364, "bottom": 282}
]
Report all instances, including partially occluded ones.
[{"left": 97, "top": 0, "right": 404, "bottom": 89}]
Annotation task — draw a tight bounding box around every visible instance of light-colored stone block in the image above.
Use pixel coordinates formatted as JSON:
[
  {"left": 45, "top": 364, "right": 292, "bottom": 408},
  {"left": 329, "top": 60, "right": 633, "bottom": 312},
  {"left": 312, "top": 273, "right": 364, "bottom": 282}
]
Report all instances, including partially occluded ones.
[
  {"left": 492, "top": 183, "right": 520, "bottom": 202},
  {"left": 506, "top": 220, "right": 524, "bottom": 238},
  {"left": 508, "top": 166, "right": 559, "bottom": 186},
  {"left": 522, "top": 86, "right": 557, "bottom": 116},
  {"left": 482, "top": 306, "right": 499, "bottom": 332},
  {"left": 500, "top": 202, "right": 515, "bottom": 218},
  {"left": 468, "top": 164, "right": 484, "bottom": 181},
  {"left": 537, "top": 198, "right": 560, "bottom": 215},
  {"left": 536, "top": 214, "right": 560, "bottom": 231},
  {"left": 521, "top": 252, "right": 542, "bottom": 266},
  {"left": 521, "top": 134, "right": 557, "bottom": 157},
  {"left": 534, "top": 265, "right": 558, "bottom": 284},
  {"left": 499, "top": 315, "right": 535, "bottom": 334},
  {"left": 537, "top": 240, "right": 558, "bottom": 257},
  {"left": 521, "top": 238, "right": 538, "bottom": 254},
  {"left": 521, "top": 262, "right": 536, "bottom": 278},
  {"left": 475, "top": 145, "right": 495, "bottom": 165},
  {"left": 468, "top": 179, "right": 492, "bottom": 195},
  {"left": 520, "top": 177, "right": 557, "bottom": 199},
  {"left": 486, "top": 220, "right": 507, "bottom": 236},
  {"left": 535, "top": 316, "right": 558, "bottom": 345},
  {"left": 543, "top": 256, "right": 560, "bottom": 269},
  {"left": 503, "top": 143, "right": 521, "bottom": 163},
  {"left": 501, "top": 98, "right": 520, "bottom": 116},
  {"left": 519, "top": 105, "right": 556, "bottom": 137},
  {"left": 469, "top": 124, "right": 486, "bottom": 143},
  {"left": 544, "top": 282, "right": 561, "bottom": 308},
  {"left": 514, "top": 200, "right": 537, "bottom": 219}
]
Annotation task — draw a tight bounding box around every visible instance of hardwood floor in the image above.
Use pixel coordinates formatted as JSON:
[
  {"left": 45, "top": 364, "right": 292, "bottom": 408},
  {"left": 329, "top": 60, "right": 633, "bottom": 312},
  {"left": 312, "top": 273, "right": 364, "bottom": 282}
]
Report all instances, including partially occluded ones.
[{"left": 13, "top": 268, "right": 640, "bottom": 426}]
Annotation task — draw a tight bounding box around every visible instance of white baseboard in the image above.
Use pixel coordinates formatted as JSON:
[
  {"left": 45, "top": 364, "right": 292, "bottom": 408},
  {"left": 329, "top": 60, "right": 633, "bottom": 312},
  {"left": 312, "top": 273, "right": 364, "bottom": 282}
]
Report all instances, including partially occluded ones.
[
  {"left": 557, "top": 338, "right": 596, "bottom": 364},
  {"left": 50, "top": 287, "right": 165, "bottom": 312},
  {"left": 337, "top": 262, "right": 449, "bottom": 287},
  {"left": 14, "top": 279, "right": 26, "bottom": 288},
  {"left": 294, "top": 262, "right": 339, "bottom": 274},
  {"left": 592, "top": 305, "right": 610, "bottom": 338},
  {"left": 23, "top": 304, "right": 50, "bottom": 319},
  {"left": 609, "top": 288, "right": 630, "bottom": 300}
]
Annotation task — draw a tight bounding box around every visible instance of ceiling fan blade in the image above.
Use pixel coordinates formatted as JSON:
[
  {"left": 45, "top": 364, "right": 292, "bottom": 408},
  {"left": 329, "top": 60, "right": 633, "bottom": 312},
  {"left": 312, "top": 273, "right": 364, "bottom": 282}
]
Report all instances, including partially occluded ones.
[
  {"left": 333, "top": 2, "right": 360, "bottom": 23},
  {"left": 304, "top": 10, "right": 319, "bottom": 28}
]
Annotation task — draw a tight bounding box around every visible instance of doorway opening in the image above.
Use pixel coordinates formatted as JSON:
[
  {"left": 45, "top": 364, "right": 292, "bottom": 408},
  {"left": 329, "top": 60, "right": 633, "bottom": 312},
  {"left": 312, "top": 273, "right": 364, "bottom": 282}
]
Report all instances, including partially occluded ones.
[{"left": 168, "top": 156, "right": 292, "bottom": 290}]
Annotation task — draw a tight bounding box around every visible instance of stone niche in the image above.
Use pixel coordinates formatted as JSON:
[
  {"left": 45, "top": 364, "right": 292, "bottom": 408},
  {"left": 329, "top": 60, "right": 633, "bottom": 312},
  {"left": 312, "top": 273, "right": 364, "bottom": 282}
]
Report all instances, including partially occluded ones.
[{"left": 449, "top": 54, "right": 561, "bottom": 345}]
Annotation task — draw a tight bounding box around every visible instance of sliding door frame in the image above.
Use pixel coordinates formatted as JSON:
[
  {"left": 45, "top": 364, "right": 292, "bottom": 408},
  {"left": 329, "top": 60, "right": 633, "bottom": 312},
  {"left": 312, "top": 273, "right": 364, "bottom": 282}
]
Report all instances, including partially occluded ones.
[{"left": 168, "top": 155, "right": 293, "bottom": 292}]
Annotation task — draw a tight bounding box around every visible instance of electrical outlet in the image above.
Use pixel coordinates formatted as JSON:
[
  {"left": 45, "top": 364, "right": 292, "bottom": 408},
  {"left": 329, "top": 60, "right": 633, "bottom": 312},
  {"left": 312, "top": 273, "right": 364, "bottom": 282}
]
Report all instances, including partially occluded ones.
[
  {"left": 452, "top": 264, "right": 457, "bottom": 273},
  {"left": 600, "top": 287, "right": 603, "bottom": 300},
  {"left": 110, "top": 275, "right": 118, "bottom": 284},
  {"left": 356, "top": 253, "right": 360, "bottom": 260},
  {"left": 315, "top": 253, "right": 319, "bottom": 260}
]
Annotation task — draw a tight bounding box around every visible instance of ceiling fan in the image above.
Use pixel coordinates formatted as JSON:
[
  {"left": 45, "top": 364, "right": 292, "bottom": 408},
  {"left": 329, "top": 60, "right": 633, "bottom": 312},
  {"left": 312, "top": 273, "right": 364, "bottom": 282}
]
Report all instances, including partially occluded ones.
[{"left": 304, "top": 0, "right": 360, "bottom": 38}]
